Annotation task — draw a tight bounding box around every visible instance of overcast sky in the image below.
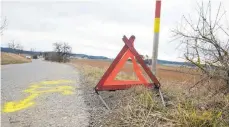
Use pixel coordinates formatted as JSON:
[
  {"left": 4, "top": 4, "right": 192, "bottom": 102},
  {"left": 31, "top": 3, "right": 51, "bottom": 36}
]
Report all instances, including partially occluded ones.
[{"left": 1, "top": 0, "right": 229, "bottom": 61}]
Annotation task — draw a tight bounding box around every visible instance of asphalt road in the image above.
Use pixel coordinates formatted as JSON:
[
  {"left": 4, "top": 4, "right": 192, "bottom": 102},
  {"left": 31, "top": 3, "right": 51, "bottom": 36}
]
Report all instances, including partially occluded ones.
[{"left": 1, "top": 59, "right": 89, "bottom": 127}]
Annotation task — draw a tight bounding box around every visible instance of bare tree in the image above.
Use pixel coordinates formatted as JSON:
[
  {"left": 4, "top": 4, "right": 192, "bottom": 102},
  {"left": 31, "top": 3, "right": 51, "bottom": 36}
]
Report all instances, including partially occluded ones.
[
  {"left": 172, "top": 1, "right": 229, "bottom": 86},
  {"left": 8, "top": 40, "right": 16, "bottom": 52},
  {"left": 53, "top": 42, "right": 63, "bottom": 62},
  {"left": 16, "top": 43, "right": 23, "bottom": 54},
  {"left": 62, "top": 42, "right": 72, "bottom": 62},
  {"left": 46, "top": 42, "right": 72, "bottom": 62},
  {"left": 8, "top": 41, "right": 24, "bottom": 54}
]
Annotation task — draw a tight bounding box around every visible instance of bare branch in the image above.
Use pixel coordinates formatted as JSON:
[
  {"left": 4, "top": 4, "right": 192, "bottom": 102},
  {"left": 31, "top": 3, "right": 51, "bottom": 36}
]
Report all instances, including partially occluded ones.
[
  {"left": 1, "top": 17, "right": 7, "bottom": 34},
  {"left": 172, "top": 0, "right": 229, "bottom": 86}
]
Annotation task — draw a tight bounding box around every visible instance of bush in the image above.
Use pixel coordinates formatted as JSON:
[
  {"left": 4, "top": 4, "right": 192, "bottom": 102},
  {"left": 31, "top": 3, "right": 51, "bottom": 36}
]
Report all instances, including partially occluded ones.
[
  {"left": 44, "top": 52, "right": 70, "bottom": 63},
  {"left": 32, "top": 55, "right": 38, "bottom": 59},
  {"left": 45, "top": 42, "right": 71, "bottom": 63}
]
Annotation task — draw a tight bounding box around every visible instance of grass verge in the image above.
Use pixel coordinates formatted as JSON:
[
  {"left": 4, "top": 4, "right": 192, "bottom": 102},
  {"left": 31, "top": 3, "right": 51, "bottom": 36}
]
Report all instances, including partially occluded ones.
[
  {"left": 1, "top": 52, "right": 31, "bottom": 65},
  {"left": 74, "top": 64, "right": 229, "bottom": 127}
]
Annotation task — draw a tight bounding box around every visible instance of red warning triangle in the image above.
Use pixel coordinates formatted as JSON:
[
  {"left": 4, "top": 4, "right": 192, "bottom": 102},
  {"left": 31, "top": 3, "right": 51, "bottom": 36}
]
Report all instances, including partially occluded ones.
[
  {"left": 95, "top": 35, "right": 160, "bottom": 91},
  {"left": 104, "top": 50, "right": 148, "bottom": 85}
]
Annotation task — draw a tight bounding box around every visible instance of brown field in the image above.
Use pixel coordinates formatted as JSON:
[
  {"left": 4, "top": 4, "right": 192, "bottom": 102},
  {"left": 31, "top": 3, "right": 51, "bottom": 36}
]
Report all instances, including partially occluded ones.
[
  {"left": 71, "top": 59, "right": 200, "bottom": 82},
  {"left": 1, "top": 52, "right": 31, "bottom": 65}
]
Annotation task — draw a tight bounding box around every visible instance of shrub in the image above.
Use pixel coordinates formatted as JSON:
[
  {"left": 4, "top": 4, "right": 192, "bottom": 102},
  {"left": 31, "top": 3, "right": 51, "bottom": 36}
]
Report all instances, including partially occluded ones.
[{"left": 32, "top": 55, "right": 38, "bottom": 59}]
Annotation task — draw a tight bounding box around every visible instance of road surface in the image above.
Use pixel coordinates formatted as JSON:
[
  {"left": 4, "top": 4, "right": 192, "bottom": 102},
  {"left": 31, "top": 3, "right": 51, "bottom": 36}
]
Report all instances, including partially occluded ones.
[{"left": 1, "top": 59, "right": 89, "bottom": 127}]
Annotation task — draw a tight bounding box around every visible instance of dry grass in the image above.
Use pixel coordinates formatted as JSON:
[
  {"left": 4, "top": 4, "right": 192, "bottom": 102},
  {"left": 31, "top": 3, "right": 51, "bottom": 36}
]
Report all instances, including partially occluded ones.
[
  {"left": 1, "top": 52, "right": 31, "bottom": 65},
  {"left": 70, "top": 59, "right": 200, "bottom": 82},
  {"left": 71, "top": 60, "right": 229, "bottom": 127}
]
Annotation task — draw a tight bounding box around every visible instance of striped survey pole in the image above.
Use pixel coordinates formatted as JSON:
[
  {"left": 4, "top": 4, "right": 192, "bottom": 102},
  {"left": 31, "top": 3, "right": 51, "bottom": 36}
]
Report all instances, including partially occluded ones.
[
  {"left": 152, "top": 0, "right": 161, "bottom": 75},
  {"left": 152, "top": 0, "right": 165, "bottom": 107}
]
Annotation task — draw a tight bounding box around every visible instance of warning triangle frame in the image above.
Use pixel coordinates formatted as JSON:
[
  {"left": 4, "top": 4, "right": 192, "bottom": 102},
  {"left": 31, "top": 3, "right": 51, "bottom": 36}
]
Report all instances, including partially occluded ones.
[
  {"left": 104, "top": 49, "right": 148, "bottom": 85},
  {"left": 95, "top": 35, "right": 160, "bottom": 91}
]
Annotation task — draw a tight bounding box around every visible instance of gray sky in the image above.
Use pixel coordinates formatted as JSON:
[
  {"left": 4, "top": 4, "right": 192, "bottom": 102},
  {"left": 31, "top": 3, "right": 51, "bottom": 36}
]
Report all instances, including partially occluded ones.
[{"left": 1, "top": 0, "right": 229, "bottom": 61}]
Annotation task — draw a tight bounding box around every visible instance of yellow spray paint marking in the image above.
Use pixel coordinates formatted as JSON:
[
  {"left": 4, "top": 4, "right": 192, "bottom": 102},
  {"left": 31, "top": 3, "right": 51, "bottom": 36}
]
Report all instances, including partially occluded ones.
[
  {"left": 40, "top": 80, "right": 73, "bottom": 85},
  {"left": 3, "top": 80, "right": 75, "bottom": 113}
]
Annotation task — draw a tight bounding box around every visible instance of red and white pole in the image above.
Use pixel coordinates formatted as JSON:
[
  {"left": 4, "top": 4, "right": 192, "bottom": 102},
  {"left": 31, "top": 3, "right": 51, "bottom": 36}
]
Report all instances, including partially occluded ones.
[
  {"left": 152, "top": 0, "right": 161, "bottom": 75},
  {"left": 152, "top": 0, "right": 166, "bottom": 107}
]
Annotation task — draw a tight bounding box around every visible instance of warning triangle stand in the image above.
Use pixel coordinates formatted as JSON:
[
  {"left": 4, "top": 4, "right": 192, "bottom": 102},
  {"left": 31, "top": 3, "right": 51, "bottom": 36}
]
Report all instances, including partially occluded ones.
[
  {"left": 95, "top": 35, "right": 165, "bottom": 110},
  {"left": 95, "top": 35, "right": 160, "bottom": 91},
  {"left": 102, "top": 48, "right": 149, "bottom": 89}
]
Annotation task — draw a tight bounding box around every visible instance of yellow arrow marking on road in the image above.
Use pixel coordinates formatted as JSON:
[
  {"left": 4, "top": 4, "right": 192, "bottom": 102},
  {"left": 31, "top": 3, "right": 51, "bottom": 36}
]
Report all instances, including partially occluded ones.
[{"left": 3, "top": 80, "right": 75, "bottom": 113}]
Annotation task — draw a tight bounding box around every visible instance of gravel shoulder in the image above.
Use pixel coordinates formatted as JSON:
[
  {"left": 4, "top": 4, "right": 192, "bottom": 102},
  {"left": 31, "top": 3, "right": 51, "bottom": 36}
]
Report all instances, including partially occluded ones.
[{"left": 75, "top": 64, "right": 132, "bottom": 127}]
